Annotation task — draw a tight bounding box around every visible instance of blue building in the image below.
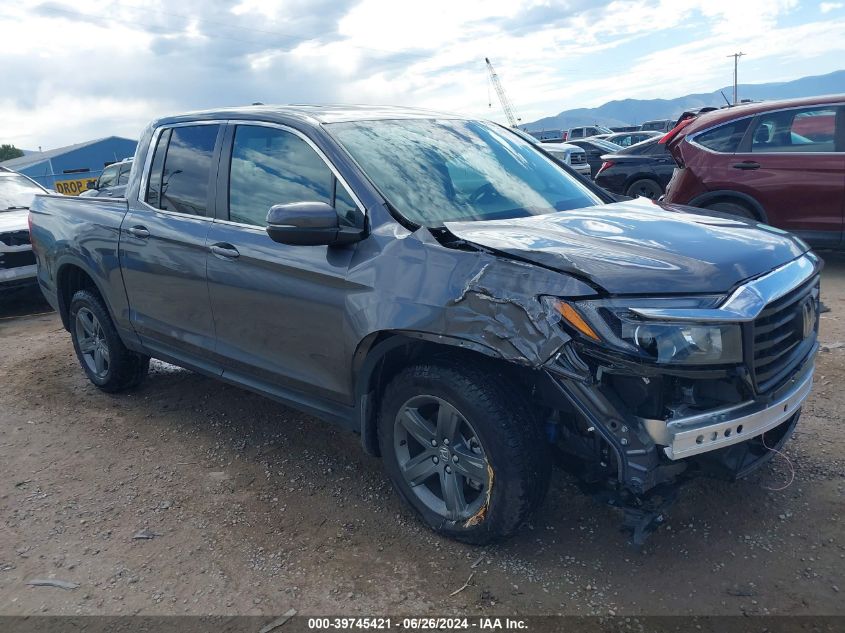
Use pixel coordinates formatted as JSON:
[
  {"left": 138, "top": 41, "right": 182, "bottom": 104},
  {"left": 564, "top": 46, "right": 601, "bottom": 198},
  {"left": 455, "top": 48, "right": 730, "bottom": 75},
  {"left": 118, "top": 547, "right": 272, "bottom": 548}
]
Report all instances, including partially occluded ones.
[{"left": 0, "top": 136, "right": 137, "bottom": 195}]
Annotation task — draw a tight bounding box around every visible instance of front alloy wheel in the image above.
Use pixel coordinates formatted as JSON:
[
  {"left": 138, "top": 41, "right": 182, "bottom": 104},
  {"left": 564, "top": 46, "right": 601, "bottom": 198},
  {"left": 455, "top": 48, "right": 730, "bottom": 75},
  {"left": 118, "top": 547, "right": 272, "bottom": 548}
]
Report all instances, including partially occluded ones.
[
  {"left": 378, "top": 363, "right": 551, "bottom": 544},
  {"left": 394, "top": 395, "right": 490, "bottom": 521}
]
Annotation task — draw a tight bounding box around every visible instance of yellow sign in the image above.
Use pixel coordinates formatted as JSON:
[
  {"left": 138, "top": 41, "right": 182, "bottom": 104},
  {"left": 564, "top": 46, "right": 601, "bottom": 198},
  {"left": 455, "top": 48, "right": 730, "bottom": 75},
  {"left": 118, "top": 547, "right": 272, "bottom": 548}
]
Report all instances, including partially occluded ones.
[{"left": 55, "top": 177, "right": 96, "bottom": 196}]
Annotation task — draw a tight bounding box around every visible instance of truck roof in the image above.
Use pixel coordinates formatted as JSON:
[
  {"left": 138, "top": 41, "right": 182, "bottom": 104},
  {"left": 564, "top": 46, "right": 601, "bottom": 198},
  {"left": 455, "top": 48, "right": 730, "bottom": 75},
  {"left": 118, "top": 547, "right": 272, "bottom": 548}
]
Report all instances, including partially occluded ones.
[{"left": 153, "top": 104, "right": 467, "bottom": 128}]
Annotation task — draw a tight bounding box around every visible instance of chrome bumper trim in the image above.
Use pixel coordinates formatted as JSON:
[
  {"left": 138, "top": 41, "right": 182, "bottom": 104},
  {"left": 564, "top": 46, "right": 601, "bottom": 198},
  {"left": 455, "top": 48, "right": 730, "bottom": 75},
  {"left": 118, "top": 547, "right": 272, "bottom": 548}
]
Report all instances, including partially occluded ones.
[
  {"left": 655, "top": 365, "right": 814, "bottom": 460},
  {"left": 0, "top": 264, "right": 37, "bottom": 283}
]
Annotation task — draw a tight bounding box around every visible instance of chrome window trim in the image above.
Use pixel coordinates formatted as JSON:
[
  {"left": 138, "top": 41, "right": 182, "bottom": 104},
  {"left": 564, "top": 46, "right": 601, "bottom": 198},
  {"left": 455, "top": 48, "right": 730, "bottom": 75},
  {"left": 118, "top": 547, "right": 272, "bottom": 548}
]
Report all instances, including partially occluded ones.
[
  {"left": 137, "top": 120, "right": 225, "bottom": 215},
  {"left": 223, "top": 119, "right": 366, "bottom": 218},
  {"left": 687, "top": 102, "right": 845, "bottom": 156},
  {"left": 631, "top": 252, "right": 819, "bottom": 322}
]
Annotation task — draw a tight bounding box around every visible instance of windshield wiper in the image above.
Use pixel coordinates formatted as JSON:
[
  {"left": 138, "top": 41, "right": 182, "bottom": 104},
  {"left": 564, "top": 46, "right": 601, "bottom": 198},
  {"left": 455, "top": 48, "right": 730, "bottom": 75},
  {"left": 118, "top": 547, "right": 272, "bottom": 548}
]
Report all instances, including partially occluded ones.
[{"left": 4, "top": 206, "right": 29, "bottom": 210}]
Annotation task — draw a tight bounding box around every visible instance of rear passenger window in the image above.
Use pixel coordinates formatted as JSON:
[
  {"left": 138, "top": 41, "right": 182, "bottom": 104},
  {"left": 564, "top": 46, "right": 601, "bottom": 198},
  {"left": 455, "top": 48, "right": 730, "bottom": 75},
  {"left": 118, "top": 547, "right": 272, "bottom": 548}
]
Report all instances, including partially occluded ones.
[
  {"left": 228, "top": 125, "right": 336, "bottom": 227},
  {"left": 751, "top": 108, "right": 837, "bottom": 153},
  {"left": 694, "top": 119, "right": 750, "bottom": 153},
  {"left": 146, "top": 125, "right": 219, "bottom": 215}
]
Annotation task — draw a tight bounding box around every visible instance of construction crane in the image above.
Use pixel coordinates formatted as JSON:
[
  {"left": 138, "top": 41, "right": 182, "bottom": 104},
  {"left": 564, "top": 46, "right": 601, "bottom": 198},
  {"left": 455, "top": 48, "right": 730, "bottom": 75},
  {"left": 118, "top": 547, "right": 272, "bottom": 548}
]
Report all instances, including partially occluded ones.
[{"left": 485, "top": 57, "right": 521, "bottom": 128}]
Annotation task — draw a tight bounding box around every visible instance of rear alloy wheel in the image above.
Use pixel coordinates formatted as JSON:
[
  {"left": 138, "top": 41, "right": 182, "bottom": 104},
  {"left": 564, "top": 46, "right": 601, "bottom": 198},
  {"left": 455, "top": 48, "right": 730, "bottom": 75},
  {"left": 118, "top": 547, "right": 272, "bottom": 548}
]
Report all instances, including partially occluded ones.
[
  {"left": 69, "top": 289, "right": 149, "bottom": 392},
  {"left": 625, "top": 178, "right": 663, "bottom": 199},
  {"left": 378, "top": 363, "right": 551, "bottom": 544},
  {"left": 75, "top": 307, "right": 111, "bottom": 380}
]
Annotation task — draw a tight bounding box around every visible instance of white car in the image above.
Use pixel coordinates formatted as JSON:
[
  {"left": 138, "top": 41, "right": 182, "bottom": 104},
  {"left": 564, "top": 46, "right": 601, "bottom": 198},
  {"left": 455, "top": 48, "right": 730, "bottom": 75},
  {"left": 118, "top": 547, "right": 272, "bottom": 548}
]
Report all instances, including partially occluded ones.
[
  {"left": 0, "top": 168, "right": 50, "bottom": 292},
  {"left": 542, "top": 143, "right": 592, "bottom": 177}
]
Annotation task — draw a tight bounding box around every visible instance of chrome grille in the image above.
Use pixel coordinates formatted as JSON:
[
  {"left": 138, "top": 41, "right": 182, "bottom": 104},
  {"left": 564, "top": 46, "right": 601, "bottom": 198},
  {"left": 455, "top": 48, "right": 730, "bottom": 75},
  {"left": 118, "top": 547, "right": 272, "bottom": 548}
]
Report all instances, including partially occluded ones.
[
  {"left": 570, "top": 153, "right": 587, "bottom": 165},
  {"left": 752, "top": 276, "right": 819, "bottom": 393},
  {"left": 0, "top": 230, "right": 31, "bottom": 247}
]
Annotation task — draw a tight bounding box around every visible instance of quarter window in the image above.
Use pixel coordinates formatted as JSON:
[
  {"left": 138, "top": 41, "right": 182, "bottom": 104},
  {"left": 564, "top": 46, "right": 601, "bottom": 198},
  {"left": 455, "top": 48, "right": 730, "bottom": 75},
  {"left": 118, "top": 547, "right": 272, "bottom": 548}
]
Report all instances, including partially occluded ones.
[
  {"left": 751, "top": 108, "right": 837, "bottom": 153},
  {"left": 228, "top": 125, "right": 343, "bottom": 227},
  {"left": 117, "top": 163, "right": 131, "bottom": 186},
  {"left": 694, "top": 119, "right": 750, "bottom": 153},
  {"left": 145, "top": 129, "right": 170, "bottom": 208},
  {"left": 99, "top": 165, "right": 119, "bottom": 188}
]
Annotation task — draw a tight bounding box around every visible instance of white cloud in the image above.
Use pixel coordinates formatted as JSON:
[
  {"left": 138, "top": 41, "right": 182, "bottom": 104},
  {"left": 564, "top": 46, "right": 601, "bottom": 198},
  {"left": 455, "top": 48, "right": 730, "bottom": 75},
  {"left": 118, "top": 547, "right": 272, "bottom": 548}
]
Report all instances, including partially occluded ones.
[
  {"left": 820, "top": 2, "right": 844, "bottom": 13},
  {"left": 0, "top": 0, "right": 843, "bottom": 147}
]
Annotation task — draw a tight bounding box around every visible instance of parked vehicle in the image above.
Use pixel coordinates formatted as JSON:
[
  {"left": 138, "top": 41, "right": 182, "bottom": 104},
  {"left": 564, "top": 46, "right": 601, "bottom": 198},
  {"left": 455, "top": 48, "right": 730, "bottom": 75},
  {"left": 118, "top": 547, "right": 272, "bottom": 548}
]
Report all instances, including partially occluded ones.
[
  {"left": 31, "top": 106, "right": 820, "bottom": 545},
  {"left": 80, "top": 158, "right": 133, "bottom": 198},
  {"left": 563, "top": 125, "right": 613, "bottom": 141},
  {"left": 526, "top": 129, "right": 565, "bottom": 143},
  {"left": 594, "top": 137, "right": 677, "bottom": 198},
  {"left": 662, "top": 95, "right": 845, "bottom": 249},
  {"left": 1, "top": 168, "right": 49, "bottom": 292},
  {"left": 565, "top": 138, "right": 623, "bottom": 177},
  {"left": 603, "top": 130, "right": 661, "bottom": 147},
  {"left": 640, "top": 119, "right": 674, "bottom": 133},
  {"left": 510, "top": 128, "right": 592, "bottom": 177},
  {"left": 541, "top": 144, "right": 592, "bottom": 177}
]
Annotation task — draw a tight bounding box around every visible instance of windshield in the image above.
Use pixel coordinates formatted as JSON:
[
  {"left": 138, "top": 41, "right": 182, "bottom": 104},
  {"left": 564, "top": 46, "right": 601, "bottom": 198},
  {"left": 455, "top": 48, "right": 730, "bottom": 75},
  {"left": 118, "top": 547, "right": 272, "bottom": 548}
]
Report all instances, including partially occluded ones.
[
  {"left": 327, "top": 119, "right": 602, "bottom": 227},
  {"left": 0, "top": 173, "right": 46, "bottom": 210}
]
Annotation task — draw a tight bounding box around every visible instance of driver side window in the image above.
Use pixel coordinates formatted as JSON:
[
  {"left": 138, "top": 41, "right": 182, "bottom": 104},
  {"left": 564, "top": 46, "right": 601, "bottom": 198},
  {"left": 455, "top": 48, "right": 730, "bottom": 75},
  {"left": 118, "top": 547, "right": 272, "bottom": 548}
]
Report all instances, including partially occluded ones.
[{"left": 229, "top": 125, "right": 355, "bottom": 227}]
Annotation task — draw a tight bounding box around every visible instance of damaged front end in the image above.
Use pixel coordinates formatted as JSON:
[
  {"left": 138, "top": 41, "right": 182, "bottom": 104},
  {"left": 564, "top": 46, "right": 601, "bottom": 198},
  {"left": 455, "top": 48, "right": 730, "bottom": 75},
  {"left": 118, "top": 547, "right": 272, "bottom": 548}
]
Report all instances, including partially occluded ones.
[{"left": 529, "top": 254, "right": 821, "bottom": 544}]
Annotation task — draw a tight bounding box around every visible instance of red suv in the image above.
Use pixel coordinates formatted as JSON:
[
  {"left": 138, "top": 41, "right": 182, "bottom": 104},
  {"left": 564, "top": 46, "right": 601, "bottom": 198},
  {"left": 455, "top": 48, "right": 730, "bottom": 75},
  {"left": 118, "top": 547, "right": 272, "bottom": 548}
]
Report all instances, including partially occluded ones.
[{"left": 663, "top": 95, "right": 845, "bottom": 249}]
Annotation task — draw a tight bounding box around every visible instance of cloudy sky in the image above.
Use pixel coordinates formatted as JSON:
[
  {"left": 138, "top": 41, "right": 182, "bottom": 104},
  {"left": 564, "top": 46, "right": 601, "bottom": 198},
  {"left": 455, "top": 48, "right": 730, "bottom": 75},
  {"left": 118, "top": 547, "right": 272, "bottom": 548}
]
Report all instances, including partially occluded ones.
[{"left": 2, "top": 0, "right": 844, "bottom": 150}]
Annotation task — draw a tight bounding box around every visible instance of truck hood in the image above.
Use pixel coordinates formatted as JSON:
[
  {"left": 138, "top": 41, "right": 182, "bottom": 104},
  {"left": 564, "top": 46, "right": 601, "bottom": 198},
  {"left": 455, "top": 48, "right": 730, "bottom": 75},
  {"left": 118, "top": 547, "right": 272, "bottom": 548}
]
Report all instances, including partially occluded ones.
[
  {"left": 444, "top": 198, "right": 809, "bottom": 295},
  {"left": 0, "top": 209, "right": 29, "bottom": 234}
]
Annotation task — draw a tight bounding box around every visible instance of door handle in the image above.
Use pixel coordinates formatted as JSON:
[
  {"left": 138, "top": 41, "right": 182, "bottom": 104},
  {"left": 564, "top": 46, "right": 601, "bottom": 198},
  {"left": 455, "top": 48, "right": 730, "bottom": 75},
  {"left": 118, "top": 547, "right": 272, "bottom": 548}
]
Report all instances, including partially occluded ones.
[
  {"left": 128, "top": 225, "right": 150, "bottom": 238},
  {"left": 210, "top": 243, "right": 240, "bottom": 259},
  {"left": 732, "top": 161, "right": 761, "bottom": 170}
]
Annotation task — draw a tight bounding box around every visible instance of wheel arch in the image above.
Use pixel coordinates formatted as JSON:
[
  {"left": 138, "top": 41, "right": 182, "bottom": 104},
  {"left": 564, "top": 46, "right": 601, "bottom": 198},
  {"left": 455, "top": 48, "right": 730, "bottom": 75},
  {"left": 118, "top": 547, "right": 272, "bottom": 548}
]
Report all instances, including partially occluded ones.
[
  {"left": 55, "top": 260, "right": 110, "bottom": 330},
  {"left": 353, "top": 331, "right": 539, "bottom": 457},
  {"left": 623, "top": 174, "right": 663, "bottom": 195},
  {"left": 688, "top": 190, "right": 768, "bottom": 223}
]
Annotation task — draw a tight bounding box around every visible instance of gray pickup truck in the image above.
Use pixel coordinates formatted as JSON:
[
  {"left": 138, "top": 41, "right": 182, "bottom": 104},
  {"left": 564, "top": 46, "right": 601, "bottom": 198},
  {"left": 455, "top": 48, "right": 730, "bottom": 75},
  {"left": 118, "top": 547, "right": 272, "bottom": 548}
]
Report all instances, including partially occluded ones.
[{"left": 30, "top": 105, "right": 820, "bottom": 544}]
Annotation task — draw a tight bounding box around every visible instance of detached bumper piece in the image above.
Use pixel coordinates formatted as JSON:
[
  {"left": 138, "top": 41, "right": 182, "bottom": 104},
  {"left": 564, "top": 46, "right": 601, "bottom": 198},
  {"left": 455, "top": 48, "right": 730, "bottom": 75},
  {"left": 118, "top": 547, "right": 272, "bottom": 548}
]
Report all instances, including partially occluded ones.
[{"left": 651, "top": 363, "right": 813, "bottom": 460}]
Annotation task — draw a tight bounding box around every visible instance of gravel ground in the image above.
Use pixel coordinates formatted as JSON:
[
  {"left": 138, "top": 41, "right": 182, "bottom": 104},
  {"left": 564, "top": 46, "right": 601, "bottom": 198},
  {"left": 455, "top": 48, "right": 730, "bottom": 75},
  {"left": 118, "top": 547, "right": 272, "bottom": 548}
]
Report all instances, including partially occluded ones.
[{"left": 1, "top": 254, "right": 843, "bottom": 617}]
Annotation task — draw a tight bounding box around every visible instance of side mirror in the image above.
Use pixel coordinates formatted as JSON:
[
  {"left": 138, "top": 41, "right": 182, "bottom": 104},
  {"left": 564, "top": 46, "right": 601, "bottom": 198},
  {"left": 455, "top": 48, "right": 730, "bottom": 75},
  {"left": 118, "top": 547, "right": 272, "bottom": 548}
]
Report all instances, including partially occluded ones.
[{"left": 266, "top": 201, "right": 363, "bottom": 246}]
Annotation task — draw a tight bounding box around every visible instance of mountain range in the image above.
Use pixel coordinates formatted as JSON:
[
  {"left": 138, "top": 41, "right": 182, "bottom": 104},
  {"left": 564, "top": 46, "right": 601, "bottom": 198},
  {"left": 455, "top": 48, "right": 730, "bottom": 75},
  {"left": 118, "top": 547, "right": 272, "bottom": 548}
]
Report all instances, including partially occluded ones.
[{"left": 522, "top": 70, "right": 845, "bottom": 131}]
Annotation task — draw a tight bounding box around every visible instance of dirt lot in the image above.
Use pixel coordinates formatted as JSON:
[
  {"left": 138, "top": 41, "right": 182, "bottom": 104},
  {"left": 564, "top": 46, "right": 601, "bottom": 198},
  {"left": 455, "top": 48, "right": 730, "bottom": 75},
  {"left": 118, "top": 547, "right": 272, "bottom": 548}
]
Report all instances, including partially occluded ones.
[{"left": 1, "top": 255, "right": 843, "bottom": 618}]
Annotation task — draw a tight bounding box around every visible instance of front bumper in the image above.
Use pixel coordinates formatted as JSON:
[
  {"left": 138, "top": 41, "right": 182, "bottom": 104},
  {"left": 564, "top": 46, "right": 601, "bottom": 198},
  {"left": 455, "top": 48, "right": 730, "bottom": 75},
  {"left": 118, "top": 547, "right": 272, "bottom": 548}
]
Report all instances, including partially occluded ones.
[
  {"left": 0, "top": 263, "right": 37, "bottom": 286},
  {"left": 644, "top": 361, "right": 814, "bottom": 460},
  {"left": 572, "top": 163, "right": 592, "bottom": 177}
]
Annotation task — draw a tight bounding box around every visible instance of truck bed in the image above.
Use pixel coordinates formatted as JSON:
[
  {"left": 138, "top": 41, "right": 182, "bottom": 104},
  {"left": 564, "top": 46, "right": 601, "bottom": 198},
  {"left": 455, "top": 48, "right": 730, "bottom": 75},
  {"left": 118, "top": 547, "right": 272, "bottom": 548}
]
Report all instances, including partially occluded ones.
[{"left": 29, "top": 194, "right": 131, "bottom": 333}]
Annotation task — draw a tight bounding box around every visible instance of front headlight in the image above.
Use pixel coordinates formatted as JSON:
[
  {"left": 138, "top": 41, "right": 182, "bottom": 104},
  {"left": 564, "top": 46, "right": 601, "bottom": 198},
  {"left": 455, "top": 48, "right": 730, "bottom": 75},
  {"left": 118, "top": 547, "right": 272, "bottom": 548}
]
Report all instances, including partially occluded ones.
[{"left": 546, "top": 296, "right": 743, "bottom": 366}]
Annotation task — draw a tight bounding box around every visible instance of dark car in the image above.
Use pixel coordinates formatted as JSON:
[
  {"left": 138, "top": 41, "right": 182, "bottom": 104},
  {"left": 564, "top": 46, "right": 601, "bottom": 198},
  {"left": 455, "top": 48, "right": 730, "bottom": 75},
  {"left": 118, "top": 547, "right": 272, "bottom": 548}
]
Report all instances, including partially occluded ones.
[
  {"left": 594, "top": 137, "right": 677, "bottom": 198},
  {"left": 80, "top": 158, "right": 133, "bottom": 198},
  {"left": 603, "top": 130, "right": 661, "bottom": 148},
  {"left": 1, "top": 168, "right": 50, "bottom": 292},
  {"left": 564, "top": 138, "right": 623, "bottom": 177},
  {"left": 662, "top": 95, "right": 845, "bottom": 249},
  {"left": 30, "top": 105, "right": 820, "bottom": 545},
  {"left": 640, "top": 119, "right": 674, "bottom": 133}
]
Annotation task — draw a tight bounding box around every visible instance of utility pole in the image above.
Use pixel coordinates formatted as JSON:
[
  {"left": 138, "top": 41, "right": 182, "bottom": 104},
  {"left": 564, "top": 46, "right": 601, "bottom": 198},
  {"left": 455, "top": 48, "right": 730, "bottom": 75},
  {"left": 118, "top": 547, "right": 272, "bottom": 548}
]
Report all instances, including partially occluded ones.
[{"left": 727, "top": 52, "right": 745, "bottom": 105}]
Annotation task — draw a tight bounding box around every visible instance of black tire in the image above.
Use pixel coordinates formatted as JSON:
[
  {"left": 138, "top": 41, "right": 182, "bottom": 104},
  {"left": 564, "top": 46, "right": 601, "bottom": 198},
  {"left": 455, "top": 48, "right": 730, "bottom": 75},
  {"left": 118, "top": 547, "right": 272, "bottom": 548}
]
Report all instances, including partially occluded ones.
[
  {"left": 378, "top": 362, "right": 551, "bottom": 544},
  {"left": 69, "top": 289, "right": 149, "bottom": 392},
  {"left": 625, "top": 178, "right": 663, "bottom": 199},
  {"left": 703, "top": 200, "right": 757, "bottom": 220}
]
